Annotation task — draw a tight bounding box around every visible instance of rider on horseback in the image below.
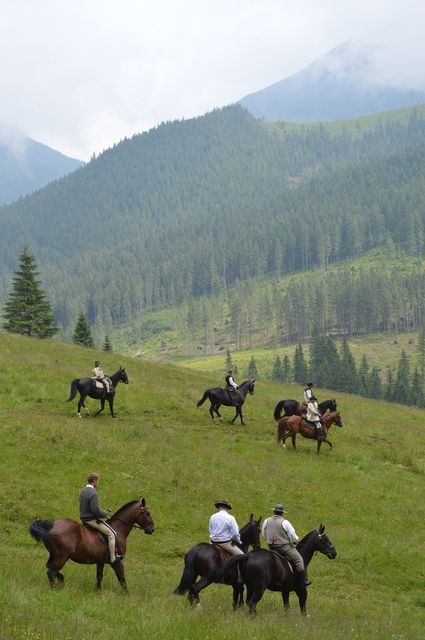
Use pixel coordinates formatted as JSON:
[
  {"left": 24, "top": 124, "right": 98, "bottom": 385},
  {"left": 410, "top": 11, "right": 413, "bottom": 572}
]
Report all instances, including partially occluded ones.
[
  {"left": 306, "top": 396, "right": 324, "bottom": 440},
  {"left": 92, "top": 361, "right": 111, "bottom": 396},
  {"left": 262, "top": 504, "right": 311, "bottom": 588},
  {"left": 79, "top": 472, "right": 119, "bottom": 565},
  {"left": 225, "top": 370, "right": 242, "bottom": 404}
]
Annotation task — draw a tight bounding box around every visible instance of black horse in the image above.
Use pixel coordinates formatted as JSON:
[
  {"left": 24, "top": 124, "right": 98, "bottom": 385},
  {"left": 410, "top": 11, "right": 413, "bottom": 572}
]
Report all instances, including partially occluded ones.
[
  {"left": 273, "top": 398, "right": 337, "bottom": 421},
  {"left": 67, "top": 368, "right": 129, "bottom": 418},
  {"left": 217, "top": 524, "right": 336, "bottom": 616},
  {"left": 196, "top": 380, "right": 255, "bottom": 425},
  {"left": 174, "top": 514, "right": 262, "bottom": 608}
]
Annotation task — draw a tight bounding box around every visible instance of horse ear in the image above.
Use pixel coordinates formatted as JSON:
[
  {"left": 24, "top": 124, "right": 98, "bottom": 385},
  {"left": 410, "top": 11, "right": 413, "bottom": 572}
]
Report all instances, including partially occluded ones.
[
  {"left": 257, "top": 515, "right": 262, "bottom": 525},
  {"left": 252, "top": 379, "right": 256, "bottom": 383},
  {"left": 249, "top": 513, "right": 254, "bottom": 521},
  {"left": 319, "top": 523, "right": 325, "bottom": 533},
  {"left": 140, "top": 497, "right": 146, "bottom": 507}
]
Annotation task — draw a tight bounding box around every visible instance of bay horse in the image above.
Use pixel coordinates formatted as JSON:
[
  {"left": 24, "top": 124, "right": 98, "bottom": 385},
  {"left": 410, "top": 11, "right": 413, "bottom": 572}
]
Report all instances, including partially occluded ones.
[
  {"left": 66, "top": 367, "right": 129, "bottom": 417},
  {"left": 29, "top": 498, "right": 154, "bottom": 591},
  {"left": 273, "top": 398, "right": 337, "bottom": 421},
  {"left": 174, "top": 513, "right": 262, "bottom": 608},
  {"left": 277, "top": 410, "right": 343, "bottom": 453},
  {"left": 217, "top": 524, "right": 336, "bottom": 616},
  {"left": 196, "top": 380, "right": 255, "bottom": 425}
]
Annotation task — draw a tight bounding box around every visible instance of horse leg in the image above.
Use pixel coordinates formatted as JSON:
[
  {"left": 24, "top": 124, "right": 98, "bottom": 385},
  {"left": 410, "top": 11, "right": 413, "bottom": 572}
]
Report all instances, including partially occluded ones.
[
  {"left": 77, "top": 395, "right": 88, "bottom": 418},
  {"left": 232, "top": 583, "right": 244, "bottom": 609},
  {"left": 247, "top": 587, "right": 266, "bottom": 615},
  {"left": 94, "top": 399, "right": 105, "bottom": 416},
  {"left": 108, "top": 397, "right": 117, "bottom": 418},
  {"left": 296, "top": 587, "right": 308, "bottom": 616},
  {"left": 189, "top": 576, "right": 211, "bottom": 606},
  {"left": 215, "top": 404, "right": 222, "bottom": 420},
  {"left": 209, "top": 402, "right": 215, "bottom": 420},
  {"left": 96, "top": 563, "right": 105, "bottom": 591},
  {"left": 111, "top": 558, "right": 127, "bottom": 592},
  {"left": 282, "top": 590, "right": 290, "bottom": 615},
  {"left": 46, "top": 556, "right": 67, "bottom": 588},
  {"left": 232, "top": 406, "right": 244, "bottom": 425}
]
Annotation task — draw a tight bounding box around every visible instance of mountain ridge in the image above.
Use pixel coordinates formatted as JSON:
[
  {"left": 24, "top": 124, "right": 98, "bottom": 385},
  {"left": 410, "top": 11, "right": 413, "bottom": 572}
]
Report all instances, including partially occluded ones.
[{"left": 239, "top": 41, "right": 425, "bottom": 122}]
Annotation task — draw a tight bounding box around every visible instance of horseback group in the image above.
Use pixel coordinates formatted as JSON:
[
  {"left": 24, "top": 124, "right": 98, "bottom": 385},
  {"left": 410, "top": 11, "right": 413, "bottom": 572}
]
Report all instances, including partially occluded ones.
[{"left": 175, "top": 497, "right": 336, "bottom": 615}]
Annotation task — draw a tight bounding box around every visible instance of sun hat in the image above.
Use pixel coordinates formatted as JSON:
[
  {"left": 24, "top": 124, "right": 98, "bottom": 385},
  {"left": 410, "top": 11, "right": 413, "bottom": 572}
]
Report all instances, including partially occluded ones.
[
  {"left": 215, "top": 500, "right": 232, "bottom": 510},
  {"left": 272, "top": 503, "right": 286, "bottom": 514}
]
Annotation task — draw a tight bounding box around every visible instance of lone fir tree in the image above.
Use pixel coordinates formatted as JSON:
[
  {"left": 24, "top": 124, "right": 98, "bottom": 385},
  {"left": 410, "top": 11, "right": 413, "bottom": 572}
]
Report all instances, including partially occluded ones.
[
  {"left": 3, "top": 247, "right": 57, "bottom": 338},
  {"left": 103, "top": 334, "right": 113, "bottom": 352},
  {"left": 72, "top": 313, "right": 94, "bottom": 348}
]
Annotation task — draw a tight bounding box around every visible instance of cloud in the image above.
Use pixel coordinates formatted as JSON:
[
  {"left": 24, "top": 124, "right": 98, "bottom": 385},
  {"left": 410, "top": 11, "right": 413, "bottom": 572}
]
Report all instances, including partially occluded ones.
[{"left": 1, "top": 0, "right": 425, "bottom": 160}]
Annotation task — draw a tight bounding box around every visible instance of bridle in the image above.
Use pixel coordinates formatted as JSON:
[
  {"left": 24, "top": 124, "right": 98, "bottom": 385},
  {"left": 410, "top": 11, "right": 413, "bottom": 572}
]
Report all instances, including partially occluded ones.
[
  {"left": 112, "top": 505, "right": 151, "bottom": 531},
  {"left": 317, "top": 531, "right": 336, "bottom": 556}
]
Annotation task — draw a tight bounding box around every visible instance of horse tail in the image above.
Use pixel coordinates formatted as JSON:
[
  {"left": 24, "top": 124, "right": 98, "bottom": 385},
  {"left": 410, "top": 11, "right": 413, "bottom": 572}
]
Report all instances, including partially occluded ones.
[
  {"left": 196, "top": 391, "right": 210, "bottom": 408},
  {"left": 215, "top": 554, "right": 248, "bottom": 583},
  {"left": 66, "top": 379, "right": 79, "bottom": 402},
  {"left": 174, "top": 547, "right": 199, "bottom": 595},
  {"left": 274, "top": 400, "right": 286, "bottom": 422},
  {"left": 29, "top": 519, "right": 54, "bottom": 543}
]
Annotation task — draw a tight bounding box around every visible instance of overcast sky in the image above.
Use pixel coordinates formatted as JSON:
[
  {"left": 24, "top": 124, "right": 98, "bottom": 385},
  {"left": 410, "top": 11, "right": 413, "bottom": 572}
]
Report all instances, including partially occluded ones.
[{"left": 1, "top": 0, "right": 424, "bottom": 161}]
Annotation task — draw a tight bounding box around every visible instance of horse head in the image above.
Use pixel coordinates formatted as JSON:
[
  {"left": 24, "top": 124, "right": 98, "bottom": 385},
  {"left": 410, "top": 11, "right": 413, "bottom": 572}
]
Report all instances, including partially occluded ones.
[
  {"left": 240, "top": 513, "right": 262, "bottom": 550},
  {"left": 136, "top": 497, "right": 154, "bottom": 535},
  {"left": 332, "top": 411, "right": 343, "bottom": 428},
  {"left": 316, "top": 524, "right": 337, "bottom": 559},
  {"left": 119, "top": 367, "right": 129, "bottom": 384},
  {"left": 248, "top": 380, "right": 255, "bottom": 395}
]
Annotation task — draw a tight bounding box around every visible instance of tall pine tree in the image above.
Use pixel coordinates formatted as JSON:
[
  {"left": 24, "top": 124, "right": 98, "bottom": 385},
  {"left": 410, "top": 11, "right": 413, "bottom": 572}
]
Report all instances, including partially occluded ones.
[
  {"left": 72, "top": 313, "right": 94, "bottom": 348},
  {"left": 3, "top": 247, "right": 57, "bottom": 338}
]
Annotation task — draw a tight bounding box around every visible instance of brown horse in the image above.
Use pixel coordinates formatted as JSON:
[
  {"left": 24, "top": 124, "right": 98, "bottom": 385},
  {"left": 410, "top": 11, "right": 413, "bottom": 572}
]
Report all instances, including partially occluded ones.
[
  {"left": 29, "top": 498, "right": 154, "bottom": 591},
  {"left": 277, "top": 411, "right": 343, "bottom": 453}
]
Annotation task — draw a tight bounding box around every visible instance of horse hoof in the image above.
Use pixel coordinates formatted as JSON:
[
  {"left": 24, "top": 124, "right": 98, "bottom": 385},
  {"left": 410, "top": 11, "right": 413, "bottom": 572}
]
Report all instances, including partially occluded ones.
[{"left": 77, "top": 414, "right": 82, "bottom": 419}]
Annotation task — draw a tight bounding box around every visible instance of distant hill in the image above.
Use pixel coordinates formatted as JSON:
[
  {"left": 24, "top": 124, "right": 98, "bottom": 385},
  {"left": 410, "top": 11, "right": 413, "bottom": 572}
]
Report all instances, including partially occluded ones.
[
  {"left": 0, "top": 126, "right": 83, "bottom": 204},
  {"left": 239, "top": 41, "right": 425, "bottom": 122},
  {"left": 2, "top": 104, "right": 425, "bottom": 350}
]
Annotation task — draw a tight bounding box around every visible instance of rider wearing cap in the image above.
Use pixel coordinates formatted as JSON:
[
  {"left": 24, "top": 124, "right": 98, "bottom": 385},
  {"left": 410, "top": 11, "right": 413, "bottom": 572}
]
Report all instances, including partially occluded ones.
[
  {"left": 209, "top": 500, "right": 244, "bottom": 558},
  {"left": 262, "top": 503, "right": 311, "bottom": 587},
  {"left": 92, "top": 360, "right": 110, "bottom": 395}
]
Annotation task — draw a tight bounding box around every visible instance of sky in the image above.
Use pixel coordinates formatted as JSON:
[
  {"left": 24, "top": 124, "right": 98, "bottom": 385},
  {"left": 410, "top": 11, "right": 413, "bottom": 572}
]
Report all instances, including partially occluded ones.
[{"left": 1, "top": 0, "right": 425, "bottom": 161}]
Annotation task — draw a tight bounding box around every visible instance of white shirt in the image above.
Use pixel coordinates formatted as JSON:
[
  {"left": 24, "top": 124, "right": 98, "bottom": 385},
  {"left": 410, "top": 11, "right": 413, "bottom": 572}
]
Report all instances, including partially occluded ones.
[
  {"left": 304, "top": 388, "right": 313, "bottom": 403},
  {"left": 209, "top": 509, "right": 241, "bottom": 544},
  {"left": 261, "top": 517, "right": 299, "bottom": 544},
  {"left": 228, "top": 375, "right": 238, "bottom": 389}
]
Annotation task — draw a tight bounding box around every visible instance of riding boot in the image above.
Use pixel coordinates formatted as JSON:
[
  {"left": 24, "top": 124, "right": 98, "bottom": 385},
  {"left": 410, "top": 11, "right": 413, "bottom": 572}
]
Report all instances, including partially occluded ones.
[
  {"left": 296, "top": 569, "right": 312, "bottom": 587},
  {"left": 315, "top": 426, "right": 322, "bottom": 441}
]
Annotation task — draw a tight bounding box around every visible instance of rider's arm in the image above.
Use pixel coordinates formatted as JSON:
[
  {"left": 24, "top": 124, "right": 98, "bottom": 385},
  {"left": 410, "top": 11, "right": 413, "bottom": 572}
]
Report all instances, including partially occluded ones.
[
  {"left": 282, "top": 520, "right": 299, "bottom": 544},
  {"left": 229, "top": 515, "right": 242, "bottom": 544},
  {"left": 88, "top": 491, "right": 108, "bottom": 519}
]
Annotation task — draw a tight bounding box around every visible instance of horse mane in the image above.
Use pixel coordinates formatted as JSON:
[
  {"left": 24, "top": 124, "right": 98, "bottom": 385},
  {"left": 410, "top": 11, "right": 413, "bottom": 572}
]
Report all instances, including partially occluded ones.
[
  {"left": 297, "top": 528, "right": 318, "bottom": 549},
  {"left": 111, "top": 500, "right": 139, "bottom": 517}
]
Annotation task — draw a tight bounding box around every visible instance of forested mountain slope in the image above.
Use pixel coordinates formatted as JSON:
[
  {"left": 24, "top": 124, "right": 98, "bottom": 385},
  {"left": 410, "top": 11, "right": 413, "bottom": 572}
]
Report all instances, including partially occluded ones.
[
  {"left": 1, "top": 104, "right": 425, "bottom": 340},
  {"left": 0, "top": 130, "right": 83, "bottom": 204}
]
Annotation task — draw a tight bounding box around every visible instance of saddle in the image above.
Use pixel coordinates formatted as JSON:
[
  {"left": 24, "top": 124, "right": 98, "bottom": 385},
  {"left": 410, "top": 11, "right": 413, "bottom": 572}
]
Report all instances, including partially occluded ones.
[
  {"left": 93, "top": 379, "right": 113, "bottom": 393},
  {"left": 302, "top": 419, "right": 320, "bottom": 431},
  {"left": 211, "top": 543, "right": 236, "bottom": 563},
  {"left": 225, "top": 389, "right": 241, "bottom": 406},
  {"left": 82, "top": 522, "right": 123, "bottom": 557}
]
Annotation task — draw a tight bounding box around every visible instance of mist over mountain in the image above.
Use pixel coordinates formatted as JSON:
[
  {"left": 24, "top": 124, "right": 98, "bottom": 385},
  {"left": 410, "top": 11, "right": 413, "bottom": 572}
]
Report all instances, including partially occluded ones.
[
  {"left": 0, "top": 125, "right": 83, "bottom": 204},
  {"left": 239, "top": 41, "right": 425, "bottom": 122}
]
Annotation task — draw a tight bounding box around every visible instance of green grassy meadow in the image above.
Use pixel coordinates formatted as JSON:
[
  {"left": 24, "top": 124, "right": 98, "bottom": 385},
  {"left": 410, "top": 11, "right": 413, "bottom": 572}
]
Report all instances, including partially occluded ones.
[{"left": 1, "top": 333, "right": 425, "bottom": 639}]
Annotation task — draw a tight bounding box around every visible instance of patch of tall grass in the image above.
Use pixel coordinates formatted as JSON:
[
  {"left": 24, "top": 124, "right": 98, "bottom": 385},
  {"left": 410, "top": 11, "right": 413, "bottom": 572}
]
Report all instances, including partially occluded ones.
[{"left": 0, "top": 333, "right": 424, "bottom": 639}]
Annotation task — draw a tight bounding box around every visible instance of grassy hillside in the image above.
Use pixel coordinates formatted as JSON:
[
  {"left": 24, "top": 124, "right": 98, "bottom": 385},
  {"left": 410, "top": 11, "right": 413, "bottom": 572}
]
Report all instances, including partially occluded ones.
[{"left": 0, "top": 333, "right": 424, "bottom": 639}]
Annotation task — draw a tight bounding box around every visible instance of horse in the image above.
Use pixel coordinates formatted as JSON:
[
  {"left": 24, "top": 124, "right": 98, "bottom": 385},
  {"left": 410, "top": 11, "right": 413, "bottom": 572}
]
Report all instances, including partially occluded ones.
[
  {"left": 196, "top": 380, "right": 255, "bottom": 425},
  {"left": 66, "top": 367, "right": 129, "bottom": 418},
  {"left": 217, "top": 524, "right": 336, "bottom": 616},
  {"left": 174, "top": 514, "right": 262, "bottom": 608},
  {"left": 277, "top": 410, "right": 343, "bottom": 453},
  {"left": 29, "top": 498, "right": 154, "bottom": 591},
  {"left": 273, "top": 398, "right": 337, "bottom": 421}
]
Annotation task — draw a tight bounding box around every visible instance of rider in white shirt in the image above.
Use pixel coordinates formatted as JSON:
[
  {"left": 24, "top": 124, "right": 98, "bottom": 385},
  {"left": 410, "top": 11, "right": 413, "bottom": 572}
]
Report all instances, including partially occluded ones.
[{"left": 209, "top": 500, "right": 244, "bottom": 557}]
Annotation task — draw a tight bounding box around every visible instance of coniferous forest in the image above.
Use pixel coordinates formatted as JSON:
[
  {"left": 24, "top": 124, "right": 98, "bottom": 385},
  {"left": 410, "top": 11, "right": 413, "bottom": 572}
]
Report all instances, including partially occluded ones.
[{"left": 1, "top": 104, "right": 425, "bottom": 348}]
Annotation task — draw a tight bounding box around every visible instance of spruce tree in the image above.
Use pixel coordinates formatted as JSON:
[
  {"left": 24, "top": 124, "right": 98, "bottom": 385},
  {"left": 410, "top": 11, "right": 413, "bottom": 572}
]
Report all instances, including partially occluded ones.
[
  {"left": 271, "top": 355, "right": 283, "bottom": 382},
  {"left": 103, "top": 335, "right": 113, "bottom": 352},
  {"left": 72, "top": 313, "right": 94, "bottom": 348},
  {"left": 282, "top": 355, "right": 291, "bottom": 383},
  {"left": 247, "top": 357, "right": 259, "bottom": 379},
  {"left": 2, "top": 246, "right": 57, "bottom": 338},
  {"left": 293, "top": 344, "right": 308, "bottom": 384},
  {"left": 394, "top": 350, "right": 410, "bottom": 404}
]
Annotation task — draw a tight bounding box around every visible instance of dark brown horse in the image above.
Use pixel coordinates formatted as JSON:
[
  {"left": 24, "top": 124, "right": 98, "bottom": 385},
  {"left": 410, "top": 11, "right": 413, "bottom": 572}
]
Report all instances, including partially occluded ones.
[
  {"left": 273, "top": 398, "right": 337, "bottom": 421},
  {"left": 217, "top": 524, "right": 336, "bottom": 616},
  {"left": 196, "top": 380, "right": 255, "bottom": 425},
  {"left": 66, "top": 367, "right": 129, "bottom": 418},
  {"left": 174, "top": 514, "right": 262, "bottom": 608},
  {"left": 29, "top": 498, "right": 154, "bottom": 591},
  {"left": 277, "top": 410, "right": 343, "bottom": 453}
]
